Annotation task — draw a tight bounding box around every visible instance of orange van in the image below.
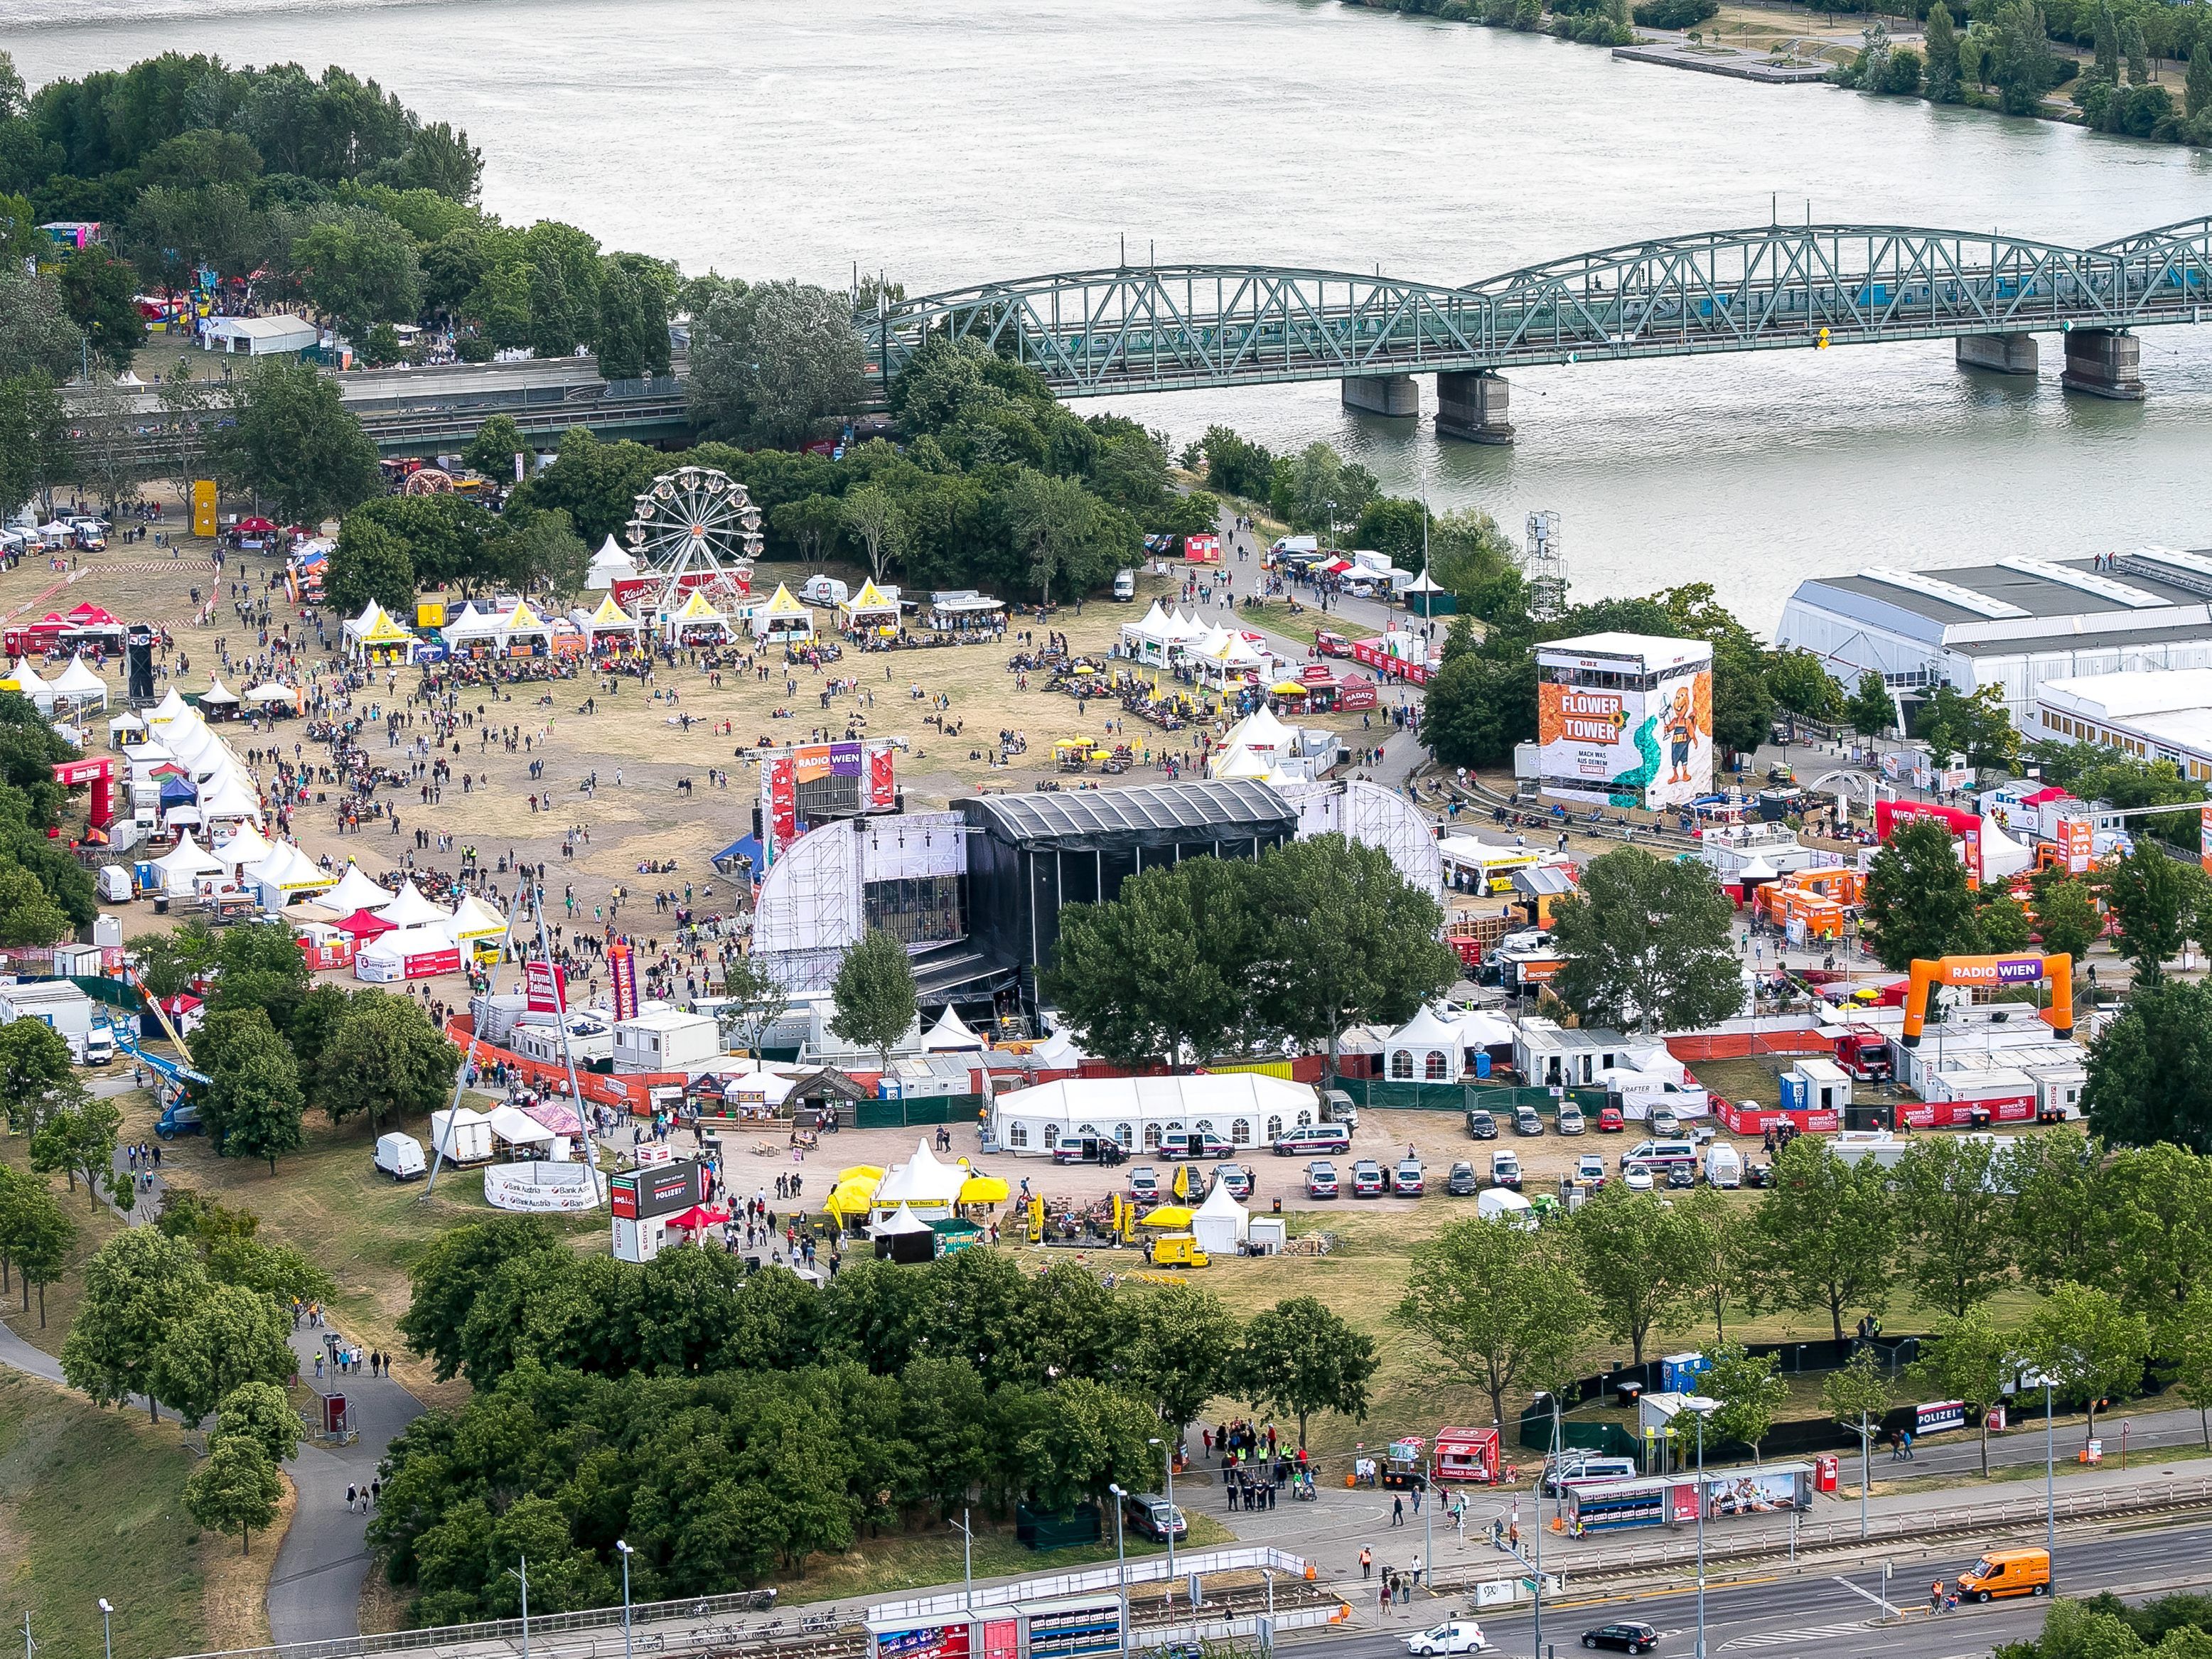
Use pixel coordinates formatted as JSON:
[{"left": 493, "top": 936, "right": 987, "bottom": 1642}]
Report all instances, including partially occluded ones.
[{"left": 1958, "top": 1547, "right": 2051, "bottom": 1601}]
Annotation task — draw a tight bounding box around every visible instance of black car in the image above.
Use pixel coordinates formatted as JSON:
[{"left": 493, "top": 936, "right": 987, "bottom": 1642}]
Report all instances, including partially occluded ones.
[
  {"left": 1582, "top": 1623, "right": 1659, "bottom": 1655},
  {"left": 1746, "top": 1161, "right": 1774, "bottom": 1188},
  {"left": 1466, "top": 1109, "right": 1498, "bottom": 1140},
  {"left": 1665, "top": 1162, "right": 1697, "bottom": 1189}
]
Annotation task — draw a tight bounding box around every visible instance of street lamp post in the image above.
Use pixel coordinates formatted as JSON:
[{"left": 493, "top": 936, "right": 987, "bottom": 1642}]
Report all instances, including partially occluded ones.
[
  {"left": 1859, "top": 1411, "right": 1871, "bottom": 1541},
  {"left": 1150, "top": 1436, "right": 1177, "bottom": 1582},
  {"left": 97, "top": 1601, "right": 112, "bottom": 1659},
  {"left": 506, "top": 1555, "right": 531, "bottom": 1659},
  {"left": 1107, "top": 1483, "right": 1129, "bottom": 1658},
  {"left": 2045, "top": 1377, "right": 2056, "bottom": 1555},
  {"left": 1422, "top": 1446, "right": 1432, "bottom": 1601},
  {"left": 1695, "top": 1408, "right": 1708, "bottom": 1659},
  {"left": 616, "top": 1541, "right": 634, "bottom": 1659},
  {"left": 954, "top": 1508, "right": 977, "bottom": 1614}
]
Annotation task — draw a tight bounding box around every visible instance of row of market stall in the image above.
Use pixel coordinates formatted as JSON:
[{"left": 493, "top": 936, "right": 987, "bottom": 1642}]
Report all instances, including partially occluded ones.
[{"left": 1117, "top": 603, "right": 1276, "bottom": 688}]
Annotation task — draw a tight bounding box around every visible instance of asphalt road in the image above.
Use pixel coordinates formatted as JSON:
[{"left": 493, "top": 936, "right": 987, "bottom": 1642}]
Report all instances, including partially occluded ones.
[{"left": 1311, "top": 1518, "right": 2212, "bottom": 1659}]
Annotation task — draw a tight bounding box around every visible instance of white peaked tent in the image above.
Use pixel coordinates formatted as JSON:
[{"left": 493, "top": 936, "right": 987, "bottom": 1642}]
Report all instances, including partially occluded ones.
[
  {"left": 200, "top": 773, "right": 262, "bottom": 825},
  {"left": 1223, "top": 704, "right": 1294, "bottom": 759},
  {"left": 1386, "top": 1004, "right": 1466, "bottom": 1083},
  {"left": 51, "top": 653, "right": 108, "bottom": 709},
  {"left": 154, "top": 832, "right": 222, "bottom": 891},
  {"left": 1191, "top": 1178, "right": 1250, "bottom": 1256},
  {"left": 1122, "top": 601, "right": 1174, "bottom": 662},
  {"left": 246, "top": 681, "right": 295, "bottom": 704},
  {"left": 923, "top": 1005, "right": 984, "bottom": 1052},
  {"left": 1166, "top": 609, "right": 1208, "bottom": 647},
  {"left": 148, "top": 687, "right": 192, "bottom": 727},
  {"left": 213, "top": 820, "right": 273, "bottom": 869},
  {"left": 199, "top": 677, "right": 240, "bottom": 708},
  {"left": 586, "top": 535, "right": 638, "bottom": 591},
  {"left": 487, "top": 1103, "right": 559, "bottom": 1148},
  {"left": 1031, "top": 1027, "right": 1085, "bottom": 1068},
  {"left": 446, "top": 892, "right": 507, "bottom": 945},
  {"left": 324, "top": 864, "right": 392, "bottom": 912},
  {"left": 869, "top": 1205, "right": 935, "bottom": 1240},
  {"left": 8, "top": 659, "right": 53, "bottom": 712},
  {"left": 1453, "top": 1009, "right": 1516, "bottom": 1052},
  {"left": 376, "top": 879, "right": 449, "bottom": 928},
  {"left": 1210, "top": 743, "right": 1272, "bottom": 781},
  {"left": 874, "top": 1140, "right": 968, "bottom": 1208},
  {"left": 249, "top": 842, "right": 335, "bottom": 901}
]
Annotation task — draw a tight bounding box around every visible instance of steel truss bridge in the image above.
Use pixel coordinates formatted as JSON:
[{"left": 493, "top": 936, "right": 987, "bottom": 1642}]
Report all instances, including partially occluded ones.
[{"left": 863, "top": 219, "right": 2212, "bottom": 399}]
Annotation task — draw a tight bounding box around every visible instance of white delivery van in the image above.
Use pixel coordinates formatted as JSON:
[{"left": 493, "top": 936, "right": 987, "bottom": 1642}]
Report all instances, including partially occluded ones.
[
  {"left": 1621, "top": 1138, "right": 1700, "bottom": 1172},
  {"left": 1113, "top": 569, "right": 1136, "bottom": 601},
  {"left": 1704, "top": 1142, "right": 1742, "bottom": 1188},
  {"left": 375, "top": 1132, "right": 427, "bottom": 1181},
  {"left": 97, "top": 865, "right": 136, "bottom": 903},
  {"left": 1477, "top": 1188, "right": 1536, "bottom": 1230}
]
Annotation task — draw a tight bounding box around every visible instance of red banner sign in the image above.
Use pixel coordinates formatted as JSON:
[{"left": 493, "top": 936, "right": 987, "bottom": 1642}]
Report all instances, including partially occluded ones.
[
  {"left": 1350, "top": 639, "right": 1429, "bottom": 686},
  {"left": 769, "top": 757, "right": 798, "bottom": 844},
  {"left": 608, "top": 940, "right": 638, "bottom": 1022},
  {"left": 525, "top": 959, "right": 567, "bottom": 1014},
  {"left": 869, "top": 746, "right": 896, "bottom": 808}
]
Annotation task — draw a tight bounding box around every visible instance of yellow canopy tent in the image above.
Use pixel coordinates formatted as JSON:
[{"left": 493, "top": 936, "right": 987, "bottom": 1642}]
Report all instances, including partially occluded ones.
[
  {"left": 838, "top": 1165, "right": 887, "bottom": 1184},
  {"left": 960, "top": 1174, "right": 1010, "bottom": 1205},
  {"left": 825, "top": 1181, "right": 879, "bottom": 1219}
]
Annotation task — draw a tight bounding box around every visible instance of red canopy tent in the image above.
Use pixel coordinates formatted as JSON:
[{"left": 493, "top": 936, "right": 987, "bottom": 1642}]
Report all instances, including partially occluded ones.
[
  {"left": 670, "top": 1204, "right": 732, "bottom": 1231},
  {"left": 236, "top": 517, "right": 278, "bottom": 534},
  {"left": 333, "top": 908, "right": 397, "bottom": 938}
]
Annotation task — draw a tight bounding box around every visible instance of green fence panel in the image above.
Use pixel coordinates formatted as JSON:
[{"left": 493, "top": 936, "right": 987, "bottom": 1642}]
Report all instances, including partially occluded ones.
[
  {"left": 73, "top": 976, "right": 141, "bottom": 1010},
  {"left": 852, "top": 1099, "right": 908, "bottom": 1131}
]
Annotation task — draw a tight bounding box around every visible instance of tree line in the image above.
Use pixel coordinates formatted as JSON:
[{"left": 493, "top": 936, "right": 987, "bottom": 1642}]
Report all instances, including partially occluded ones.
[
  {"left": 1402, "top": 1129, "right": 2212, "bottom": 1454},
  {"left": 375, "top": 1218, "right": 1378, "bottom": 1614}
]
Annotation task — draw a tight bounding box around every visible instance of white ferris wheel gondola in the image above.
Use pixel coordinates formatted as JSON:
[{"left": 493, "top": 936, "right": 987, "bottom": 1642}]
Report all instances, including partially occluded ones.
[{"left": 623, "top": 466, "right": 763, "bottom": 614}]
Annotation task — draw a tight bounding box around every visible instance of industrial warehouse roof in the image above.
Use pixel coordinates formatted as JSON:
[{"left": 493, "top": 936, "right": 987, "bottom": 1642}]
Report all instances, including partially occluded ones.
[
  {"left": 960, "top": 779, "right": 1297, "bottom": 852},
  {"left": 1800, "top": 552, "right": 2212, "bottom": 629}
]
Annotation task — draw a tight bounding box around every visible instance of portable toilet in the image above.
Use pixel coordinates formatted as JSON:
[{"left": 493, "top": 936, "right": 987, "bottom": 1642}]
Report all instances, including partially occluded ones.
[{"left": 1783, "top": 1056, "right": 1852, "bottom": 1115}]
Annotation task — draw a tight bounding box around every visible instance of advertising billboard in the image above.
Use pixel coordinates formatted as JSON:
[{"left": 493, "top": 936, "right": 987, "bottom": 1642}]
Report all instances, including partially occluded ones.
[
  {"left": 1703, "top": 1468, "right": 1808, "bottom": 1518},
  {"left": 1537, "top": 667, "right": 1713, "bottom": 812},
  {"left": 608, "top": 940, "right": 638, "bottom": 1021},
  {"left": 2061, "top": 817, "right": 2095, "bottom": 875},
  {"left": 760, "top": 738, "right": 901, "bottom": 864},
  {"left": 191, "top": 480, "right": 217, "bottom": 539},
  {"left": 525, "top": 960, "right": 567, "bottom": 1014}
]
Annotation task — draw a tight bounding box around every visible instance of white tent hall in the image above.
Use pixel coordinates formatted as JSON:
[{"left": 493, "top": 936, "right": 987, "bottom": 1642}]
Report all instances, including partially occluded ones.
[
  {"left": 154, "top": 832, "right": 223, "bottom": 893},
  {"left": 1385, "top": 1004, "right": 1466, "bottom": 1083},
  {"left": 992, "top": 1073, "right": 1318, "bottom": 1156}
]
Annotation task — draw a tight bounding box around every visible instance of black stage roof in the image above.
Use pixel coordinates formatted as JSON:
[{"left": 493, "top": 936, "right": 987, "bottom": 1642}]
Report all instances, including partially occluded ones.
[{"left": 957, "top": 780, "right": 1299, "bottom": 854}]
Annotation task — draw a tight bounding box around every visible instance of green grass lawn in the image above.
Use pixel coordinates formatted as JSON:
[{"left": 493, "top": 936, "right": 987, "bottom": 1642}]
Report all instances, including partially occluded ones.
[
  {"left": 0, "top": 1132, "right": 131, "bottom": 1360},
  {"left": 1243, "top": 600, "right": 1374, "bottom": 650},
  {"left": 0, "top": 1370, "right": 249, "bottom": 1659}
]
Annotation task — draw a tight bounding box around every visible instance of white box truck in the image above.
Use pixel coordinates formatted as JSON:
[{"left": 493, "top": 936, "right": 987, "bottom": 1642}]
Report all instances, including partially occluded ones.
[{"left": 375, "top": 1132, "right": 427, "bottom": 1181}]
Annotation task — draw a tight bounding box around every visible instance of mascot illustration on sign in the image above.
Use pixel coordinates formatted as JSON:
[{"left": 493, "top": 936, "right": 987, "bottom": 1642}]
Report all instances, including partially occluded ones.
[{"left": 1663, "top": 682, "right": 1704, "bottom": 787}]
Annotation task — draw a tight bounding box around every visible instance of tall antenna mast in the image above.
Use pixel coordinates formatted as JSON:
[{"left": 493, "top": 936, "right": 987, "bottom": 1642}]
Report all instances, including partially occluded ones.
[{"left": 1524, "top": 510, "right": 1566, "bottom": 620}]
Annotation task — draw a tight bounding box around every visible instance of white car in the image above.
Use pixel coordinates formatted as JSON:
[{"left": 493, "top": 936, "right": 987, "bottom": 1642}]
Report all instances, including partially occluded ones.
[
  {"left": 1407, "top": 1621, "right": 1489, "bottom": 1656},
  {"left": 1623, "top": 1166, "right": 1655, "bottom": 1192}
]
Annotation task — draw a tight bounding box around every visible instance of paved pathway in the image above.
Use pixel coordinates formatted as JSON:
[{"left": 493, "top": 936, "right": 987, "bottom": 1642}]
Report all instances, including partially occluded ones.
[{"left": 268, "top": 1323, "right": 427, "bottom": 1645}]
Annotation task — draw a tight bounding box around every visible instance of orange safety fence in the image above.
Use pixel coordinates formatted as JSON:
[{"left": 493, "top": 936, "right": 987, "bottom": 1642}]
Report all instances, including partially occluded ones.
[{"left": 441, "top": 1016, "right": 683, "bottom": 1114}]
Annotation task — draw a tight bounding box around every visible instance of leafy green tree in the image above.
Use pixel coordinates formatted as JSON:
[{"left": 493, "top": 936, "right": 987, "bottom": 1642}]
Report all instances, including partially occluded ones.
[
  {"left": 292, "top": 208, "right": 422, "bottom": 341},
  {"left": 0, "top": 267, "right": 84, "bottom": 382},
  {"left": 1821, "top": 1348, "right": 1892, "bottom": 1490},
  {"left": 1893, "top": 1135, "right": 2014, "bottom": 1318},
  {"left": 213, "top": 1379, "right": 301, "bottom": 1465},
  {"left": 491, "top": 507, "right": 589, "bottom": 598},
  {"left": 1124, "top": 1283, "right": 1242, "bottom": 1434},
  {"left": 2189, "top": 38, "right": 2212, "bottom": 119},
  {"left": 397, "top": 1213, "right": 565, "bottom": 1381},
  {"left": 30, "top": 1093, "right": 119, "bottom": 1206},
  {"left": 0, "top": 1015, "right": 79, "bottom": 1135},
  {"left": 1552, "top": 848, "right": 1743, "bottom": 1036},
  {"left": 184, "top": 1435, "right": 285, "bottom": 1555},
  {"left": 1006, "top": 466, "right": 1119, "bottom": 606},
  {"left": 2024, "top": 1281, "right": 2152, "bottom": 1447},
  {"left": 0, "top": 375, "right": 70, "bottom": 518},
  {"left": 1, "top": 1175, "right": 73, "bottom": 1326},
  {"left": 1862, "top": 817, "right": 1982, "bottom": 971},
  {"left": 1701, "top": 1341, "right": 1787, "bottom": 1461},
  {"left": 1045, "top": 857, "right": 1257, "bottom": 1068},
  {"left": 2036, "top": 878, "right": 2100, "bottom": 965},
  {"left": 210, "top": 358, "right": 382, "bottom": 522},
  {"left": 1351, "top": 495, "right": 1429, "bottom": 569},
  {"left": 771, "top": 493, "right": 844, "bottom": 571},
  {"left": 1427, "top": 505, "right": 1516, "bottom": 596},
  {"left": 1424, "top": 648, "right": 1537, "bottom": 769},
  {"left": 60, "top": 1226, "right": 210, "bottom": 1422},
  {"left": 1991, "top": 0, "right": 2058, "bottom": 113},
  {"left": 2171, "top": 1295, "right": 2212, "bottom": 1451},
  {"left": 2004, "top": 1132, "right": 2105, "bottom": 1293},
  {"left": 839, "top": 483, "right": 906, "bottom": 584},
  {"left": 150, "top": 1280, "right": 297, "bottom": 1424},
  {"left": 2097, "top": 1142, "right": 2212, "bottom": 1331},
  {"left": 129, "top": 919, "right": 218, "bottom": 1002},
  {"left": 1923, "top": 1, "right": 1963, "bottom": 98},
  {"left": 1749, "top": 1137, "right": 1896, "bottom": 1341},
  {"left": 55, "top": 246, "right": 143, "bottom": 372},
  {"left": 326, "top": 515, "right": 415, "bottom": 618},
  {"left": 1910, "top": 1306, "right": 2014, "bottom": 1475},
  {"left": 1919, "top": 682, "right": 2017, "bottom": 775},
  {"left": 687, "top": 279, "right": 866, "bottom": 448},
  {"left": 2104, "top": 844, "right": 2202, "bottom": 987},
  {"left": 316, "top": 989, "right": 459, "bottom": 1136},
  {"left": 1239, "top": 1296, "right": 1378, "bottom": 1450},
  {"left": 1572, "top": 1187, "right": 1700, "bottom": 1364},
  {"left": 1008, "top": 1378, "right": 1158, "bottom": 1518},
  {"left": 829, "top": 929, "right": 917, "bottom": 1074},
  {"left": 1253, "top": 834, "right": 1458, "bottom": 1073},
  {"left": 207, "top": 1023, "right": 306, "bottom": 1173},
  {"left": 1679, "top": 1188, "right": 1749, "bottom": 1343},
  {"left": 2083, "top": 977, "right": 2212, "bottom": 1155},
  {"left": 463, "top": 412, "right": 527, "bottom": 482},
  {"left": 1397, "top": 1217, "right": 1593, "bottom": 1432},
  {"left": 1766, "top": 651, "right": 1842, "bottom": 720}
]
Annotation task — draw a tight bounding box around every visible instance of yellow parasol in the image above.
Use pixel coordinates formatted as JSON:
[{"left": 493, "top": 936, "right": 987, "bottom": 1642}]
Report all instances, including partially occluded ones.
[
  {"left": 1139, "top": 1205, "right": 1196, "bottom": 1228},
  {"left": 1073, "top": 664, "right": 1095, "bottom": 675},
  {"left": 1272, "top": 680, "right": 1310, "bottom": 696},
  {"left": 960, "top": 1174, "right": 1010, "bottom": 1204},
  {"left": 838, "top": 1165, "right": 886, "bottom": 1184}
]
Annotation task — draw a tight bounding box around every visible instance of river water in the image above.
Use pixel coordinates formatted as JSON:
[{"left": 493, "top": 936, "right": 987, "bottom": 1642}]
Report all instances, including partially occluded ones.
[{"left": 11, "top": 0, "right": 2212, "bottom": 623}]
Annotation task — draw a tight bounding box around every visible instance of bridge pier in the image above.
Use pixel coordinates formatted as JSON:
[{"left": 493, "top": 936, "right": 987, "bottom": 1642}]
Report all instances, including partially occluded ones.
[
  {"left": 1434, "top": 370, "right": 1515, "bottom": 445},
  {"left": 2060, "top": 329, "right": 2146, "bottom": 401},
  {"left": 1341, "top": 374, "right": 1419, "bottom": 417},
  {"left": 1955, "top": 333, "right": 2039, "bottom": 377}
]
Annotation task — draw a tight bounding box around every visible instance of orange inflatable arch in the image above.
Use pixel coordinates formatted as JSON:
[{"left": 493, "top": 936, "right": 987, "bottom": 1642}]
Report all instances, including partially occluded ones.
[{"left": 1899, "top": 953, "right": 2073, "bottom": 1047}]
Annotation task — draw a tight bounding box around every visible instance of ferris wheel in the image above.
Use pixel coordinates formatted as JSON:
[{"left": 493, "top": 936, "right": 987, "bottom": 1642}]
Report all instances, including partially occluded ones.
[{"left": 624, "top": 466, "right": 763, "bottom": 605}]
